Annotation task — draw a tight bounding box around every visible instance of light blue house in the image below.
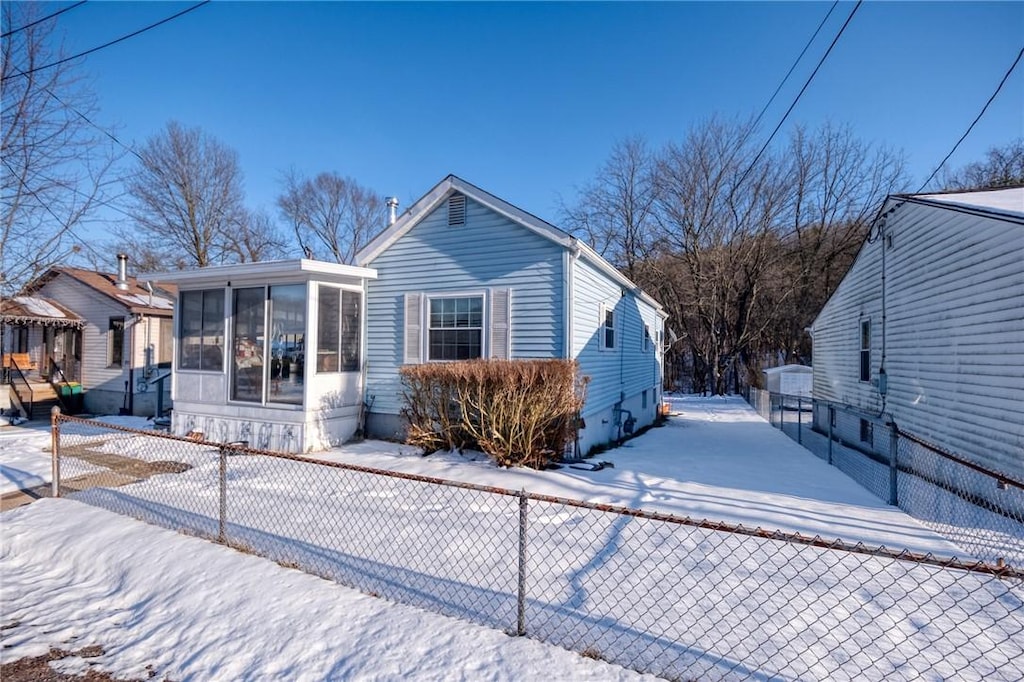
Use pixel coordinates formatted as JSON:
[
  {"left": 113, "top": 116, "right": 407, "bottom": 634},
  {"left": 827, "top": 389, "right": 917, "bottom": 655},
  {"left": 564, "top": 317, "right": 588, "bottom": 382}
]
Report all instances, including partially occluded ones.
[{"left": 356, "top": 175, "right": 667, "bottom": 455}]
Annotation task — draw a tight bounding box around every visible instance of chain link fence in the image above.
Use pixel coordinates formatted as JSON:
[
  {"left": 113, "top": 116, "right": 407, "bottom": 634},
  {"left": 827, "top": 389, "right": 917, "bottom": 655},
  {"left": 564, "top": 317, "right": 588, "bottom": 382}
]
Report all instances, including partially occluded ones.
[
  {"left": 52, "top": 414, "right": 1024, "bottom": 681},
  {"left": 747, "top": 390, "right": 1024, "bottom": 572}
]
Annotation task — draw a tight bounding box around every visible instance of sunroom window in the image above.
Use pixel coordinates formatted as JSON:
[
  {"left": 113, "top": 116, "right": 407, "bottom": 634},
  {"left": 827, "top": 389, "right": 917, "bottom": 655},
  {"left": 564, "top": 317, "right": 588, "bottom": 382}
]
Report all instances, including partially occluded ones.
[
  {"left": 317, "top": 286, "right": 361, "bottom": 373},
  {"left": 231, "top": 284, "right": 305, "bottom": 406},
  {"left": 179, "top": 289, "right": 224, "bottom": 371}
]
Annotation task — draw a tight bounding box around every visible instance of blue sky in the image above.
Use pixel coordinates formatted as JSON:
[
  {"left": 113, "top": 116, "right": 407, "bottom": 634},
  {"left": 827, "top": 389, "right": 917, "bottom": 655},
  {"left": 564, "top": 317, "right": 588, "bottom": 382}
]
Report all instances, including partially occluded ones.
[{"left": 40, "top": 1, "right": 1024, "bottom": 249}]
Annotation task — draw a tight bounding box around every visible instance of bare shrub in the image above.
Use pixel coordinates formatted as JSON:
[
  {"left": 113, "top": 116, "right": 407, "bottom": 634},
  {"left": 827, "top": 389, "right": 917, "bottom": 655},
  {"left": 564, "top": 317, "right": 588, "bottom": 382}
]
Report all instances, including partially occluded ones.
[{"left": 400, "top": 360, "right": 587, "bottom": 468}]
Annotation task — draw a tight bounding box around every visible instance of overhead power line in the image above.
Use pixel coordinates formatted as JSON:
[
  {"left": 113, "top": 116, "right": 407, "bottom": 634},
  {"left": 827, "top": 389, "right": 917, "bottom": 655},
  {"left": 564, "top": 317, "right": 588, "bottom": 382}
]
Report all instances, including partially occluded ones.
[
  {"left": 751, "top": 1, "right": 840, "bottom": 132},
  {"left": 1, "top": 1, "right": 210, "bottom": 83},
  {"left": 916, "top": 45, "right": 1024, "bottom": 193},
  {"left": 1, "top": 1, "right": 88, "bottom": 39},
  {"left": 734, "top": 0, "right": 863, "bottom": 193}
]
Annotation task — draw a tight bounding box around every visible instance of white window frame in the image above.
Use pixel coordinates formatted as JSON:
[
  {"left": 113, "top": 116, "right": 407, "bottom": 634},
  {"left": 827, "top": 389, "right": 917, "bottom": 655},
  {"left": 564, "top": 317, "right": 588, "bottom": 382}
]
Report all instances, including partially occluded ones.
[
  {"left": 316, "top": 284, "right": 362, "bottom": 374},
  {"left": 859, "top": 318, "right": 871, "bottom": 383},
  {"left": 599, "top": 304, "right": 616, "bottom": 351},
  {"left": 425, "top": 291, "right": 487, "bottom": 362},
  {"left": 643, "top": 323, "right": 651, "bottom": 352}
]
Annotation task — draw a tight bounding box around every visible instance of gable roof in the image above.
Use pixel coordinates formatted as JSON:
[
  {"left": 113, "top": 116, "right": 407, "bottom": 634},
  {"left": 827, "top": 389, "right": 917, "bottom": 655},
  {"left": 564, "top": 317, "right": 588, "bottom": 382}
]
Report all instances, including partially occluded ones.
[
  {"left": 356, "top": 175, "right": 665, "bottom": 315},
  {"left": 26, "top": 266, "right": 177, "bottom": 316}
]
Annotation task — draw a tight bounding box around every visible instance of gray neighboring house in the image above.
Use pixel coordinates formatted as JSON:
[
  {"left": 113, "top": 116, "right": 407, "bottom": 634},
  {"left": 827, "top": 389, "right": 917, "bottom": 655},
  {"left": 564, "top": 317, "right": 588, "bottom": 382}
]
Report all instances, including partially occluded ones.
[
  {"left": 810, "top": 186, "right": 1024, "bottom": 479},
  {"left": 357, "top": 175, "right": 667, "bottom": 456},
  {"left": 23, "top": 255, "right": 176, "bottom": 417}
]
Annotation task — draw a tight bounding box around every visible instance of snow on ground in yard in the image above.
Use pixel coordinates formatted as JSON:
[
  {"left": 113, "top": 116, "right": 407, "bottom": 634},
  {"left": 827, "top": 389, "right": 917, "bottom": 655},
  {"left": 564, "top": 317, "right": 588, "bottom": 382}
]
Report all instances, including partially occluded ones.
[
  {"left": 0, "top": 416, "right": 152, "bottom": 495},
  {"left": 321, "top": 395, "right": 963, "bottom": 557},
  {"left": 0, "top": 426, "right": 50, "bottom": 495},
  {"left": 1, "top": 498, "right": 651, "bottom": 681},
  {"left": 1, "top": 399, "right": 1020, "bottom": 680}
]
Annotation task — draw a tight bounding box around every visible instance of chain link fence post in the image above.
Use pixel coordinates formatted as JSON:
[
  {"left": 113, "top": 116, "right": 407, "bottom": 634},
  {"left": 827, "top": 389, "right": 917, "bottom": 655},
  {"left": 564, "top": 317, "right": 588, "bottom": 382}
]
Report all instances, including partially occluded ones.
[
  {"left": 219, "top": 445, "right": 228, "bottom": 544},
  {"left": 50, "top": 406, "right": 61, "bottom": 498},
  {"left": 797, "top": 397, "right": 803, "bottom": 445},
  {"left": 889, "top": 421, "right": 899, "bottom": 506},
  {"left": 827, "top": 404, "right": 834, "bottom": 466},
  {"left": 516, "top": 489, "right": 529, "bottom": 636}
]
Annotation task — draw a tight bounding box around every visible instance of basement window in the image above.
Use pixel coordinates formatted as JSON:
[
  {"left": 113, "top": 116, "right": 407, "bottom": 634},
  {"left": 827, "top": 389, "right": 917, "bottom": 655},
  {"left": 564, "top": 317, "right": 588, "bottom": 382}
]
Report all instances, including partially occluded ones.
[
  {"left": 860, "top": 418, "right": 873, "bottom": 446},
  {"left": 448, "top": 194, "right": 466, "bottom": 226}
]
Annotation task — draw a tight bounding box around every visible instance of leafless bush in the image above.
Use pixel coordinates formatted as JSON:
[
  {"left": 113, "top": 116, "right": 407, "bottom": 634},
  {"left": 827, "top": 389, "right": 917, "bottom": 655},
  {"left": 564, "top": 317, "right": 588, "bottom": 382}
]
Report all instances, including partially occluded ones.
[{"left": 400, "top": 360, "right": 587, "bottom": 468}]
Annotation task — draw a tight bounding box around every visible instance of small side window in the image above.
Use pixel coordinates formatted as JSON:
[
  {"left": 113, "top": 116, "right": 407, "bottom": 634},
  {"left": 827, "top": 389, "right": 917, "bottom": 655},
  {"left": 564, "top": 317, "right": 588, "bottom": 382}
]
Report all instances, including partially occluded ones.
[
  {"left": 600, "top": 305, "right": 615, "bottom": 350},
  {"left": 108, "top": 317, "right": 125, "bottom": 368},
  {"left": 859, "top": 319, "right": 871, "bottom": 382}
]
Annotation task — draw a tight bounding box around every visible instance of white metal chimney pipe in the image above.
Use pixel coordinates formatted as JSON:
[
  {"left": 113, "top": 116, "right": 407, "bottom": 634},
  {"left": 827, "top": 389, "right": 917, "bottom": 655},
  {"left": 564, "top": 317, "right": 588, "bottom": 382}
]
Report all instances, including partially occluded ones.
[
  {"left": 386, "top": 197, "right": 399, "bottom": 226},
  {"left": 116, "top": 253, "right": 129, "bottom": 290}
]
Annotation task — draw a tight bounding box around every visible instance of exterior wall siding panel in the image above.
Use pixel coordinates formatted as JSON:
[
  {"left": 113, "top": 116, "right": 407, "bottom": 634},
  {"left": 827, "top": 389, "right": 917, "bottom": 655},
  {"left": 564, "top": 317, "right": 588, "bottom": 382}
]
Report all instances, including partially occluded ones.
[
  {"left": 813, "top": 195, "right": 1024, "bottom": 478},
  {"left": 364, "top": 198, "right": 564, "bottom": 418}
]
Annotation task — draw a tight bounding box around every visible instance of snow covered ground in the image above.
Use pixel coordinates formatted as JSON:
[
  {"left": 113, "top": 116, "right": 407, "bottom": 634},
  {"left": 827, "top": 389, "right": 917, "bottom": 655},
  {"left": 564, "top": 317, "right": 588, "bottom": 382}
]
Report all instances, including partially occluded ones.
[
  {"left": 2, "top": 499, "right": 651, "bottom": 681},
  {"left": 2, "top": 397, "right": 1022, "bottom": 680},
  {"left": 0, "top": 420, "right": 51, "bottom": 494}
]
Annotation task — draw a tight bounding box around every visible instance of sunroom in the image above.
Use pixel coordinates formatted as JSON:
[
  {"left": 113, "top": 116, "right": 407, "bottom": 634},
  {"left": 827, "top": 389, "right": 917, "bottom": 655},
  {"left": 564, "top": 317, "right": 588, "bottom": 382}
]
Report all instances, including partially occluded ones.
[{"left": 152, "top": 259, "right": 376, "bottom": 452}]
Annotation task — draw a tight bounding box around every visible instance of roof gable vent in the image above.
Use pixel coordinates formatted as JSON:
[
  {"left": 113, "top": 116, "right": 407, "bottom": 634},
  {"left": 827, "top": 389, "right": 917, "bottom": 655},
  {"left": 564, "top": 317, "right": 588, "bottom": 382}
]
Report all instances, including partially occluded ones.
[{"left": 447, "top": 194, "right": 466, "bottom": 226}]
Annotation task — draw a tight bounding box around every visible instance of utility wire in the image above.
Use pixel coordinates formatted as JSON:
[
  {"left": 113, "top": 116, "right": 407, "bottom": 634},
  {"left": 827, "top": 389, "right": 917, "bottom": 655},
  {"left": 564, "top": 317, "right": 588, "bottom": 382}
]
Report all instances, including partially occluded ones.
[
  {"left": 1, "top": 1, "right": 88, "bottom": 39},
  {"left": 41, "top": 76, "right": 145, "bottom": 163},
  {"left": 734, "top": 0, "right": 863, "bottom": 193},
  {"left": 751, "top": 1, "right": 840, "bottom": 132},
  {"left": 916, "top": 45, "right": 1024, "bottom": 193},
  {"left": 2, "top": 1, "right": 210, "bottom": 82}
]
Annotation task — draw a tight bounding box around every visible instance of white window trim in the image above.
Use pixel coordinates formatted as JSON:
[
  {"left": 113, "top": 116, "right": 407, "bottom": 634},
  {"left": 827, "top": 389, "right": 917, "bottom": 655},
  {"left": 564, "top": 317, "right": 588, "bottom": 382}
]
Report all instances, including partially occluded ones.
[
  {"left": 859, "top": 318, "right": 871, "bottom": 383},
  {"left": 425, "top": 290, "right": 489, "bottom": 362},
  {"left": 599, "top": 303, "right": 616, "bottom": 351},
  {"left": 643, "top": 323, "right": 651, "bottom": 352}
]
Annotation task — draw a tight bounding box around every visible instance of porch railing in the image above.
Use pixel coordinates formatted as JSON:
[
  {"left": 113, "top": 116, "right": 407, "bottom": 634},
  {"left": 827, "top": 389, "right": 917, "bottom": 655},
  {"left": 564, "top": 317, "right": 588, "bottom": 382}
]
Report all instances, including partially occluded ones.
[
  {"left": 46, "top": 355, "right": 77, "bottom": 415},
  {"left": 7, "top": 361, "right": 35, "bottom": 419}
]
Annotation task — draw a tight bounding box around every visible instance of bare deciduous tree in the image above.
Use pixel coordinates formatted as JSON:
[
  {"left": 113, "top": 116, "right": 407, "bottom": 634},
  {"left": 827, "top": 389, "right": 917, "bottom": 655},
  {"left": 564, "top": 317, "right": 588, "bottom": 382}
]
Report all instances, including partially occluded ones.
[
  {"left": 126, "top": 121, "right": 246, "bottom": 269},
  {"left": 941, "top": 139, "right": 1024, "bottom": 191},
  {"left": 766, "top": 123, "right": 907, "bottom": 364},
  {"left": 656, "top": 118, "right": 791, "bottom": 395},
  {"left": 277, "top": 171, "right": 384, "bottom": 264},
  {"left": 225, "top": 208, "right": 288, "bottom": 263},
  {"left": 560, "top": 137, "right": 659, "bottom": 280},
  {"left": 1, "top": 3, "right": 119, "bottom": 292}
]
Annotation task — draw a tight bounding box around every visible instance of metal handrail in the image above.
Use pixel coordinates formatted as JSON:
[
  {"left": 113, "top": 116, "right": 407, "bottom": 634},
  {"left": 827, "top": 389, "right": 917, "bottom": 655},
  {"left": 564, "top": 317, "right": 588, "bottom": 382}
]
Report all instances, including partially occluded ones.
[
  {"left": 45, "top": 355, "right": 73, "bottom": 414},
  {"left": 8, "top": 360, "right": 34, "bottom": 418}
]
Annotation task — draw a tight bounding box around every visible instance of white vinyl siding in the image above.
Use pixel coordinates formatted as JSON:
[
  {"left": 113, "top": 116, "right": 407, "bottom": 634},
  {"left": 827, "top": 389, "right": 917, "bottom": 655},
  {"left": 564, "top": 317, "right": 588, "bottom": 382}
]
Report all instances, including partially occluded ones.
[{"left": 812, "top": 197, "right": 1024, "bottom": 478}]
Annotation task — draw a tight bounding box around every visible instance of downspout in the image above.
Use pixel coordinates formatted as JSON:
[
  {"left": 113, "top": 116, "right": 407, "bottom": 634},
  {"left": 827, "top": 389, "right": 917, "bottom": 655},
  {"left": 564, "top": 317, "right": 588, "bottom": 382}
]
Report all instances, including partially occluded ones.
[
  {"left": 145, "top": 282, "right": 154, "bottom": 378},
  {"left": 876, "top": 215, "right": 892, "bottom": 413},
  {"left": 564, "top": 238, "right": 581, "bottom": 359},
  {"left": 879, "top": 220, "right": 888, "bottom": 415},
  {"left": 566, "top": 239, "right": 581, "bottom": 454},
  {"left": 358, "top": 277, "right": 370, "bottom": 438}
]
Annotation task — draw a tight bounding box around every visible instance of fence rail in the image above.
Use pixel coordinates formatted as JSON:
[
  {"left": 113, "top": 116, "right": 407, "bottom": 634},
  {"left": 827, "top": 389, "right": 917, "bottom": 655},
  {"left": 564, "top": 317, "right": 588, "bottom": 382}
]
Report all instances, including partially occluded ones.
[{"left": 52, "top": 413, "right": 1024, "bottom": 681}]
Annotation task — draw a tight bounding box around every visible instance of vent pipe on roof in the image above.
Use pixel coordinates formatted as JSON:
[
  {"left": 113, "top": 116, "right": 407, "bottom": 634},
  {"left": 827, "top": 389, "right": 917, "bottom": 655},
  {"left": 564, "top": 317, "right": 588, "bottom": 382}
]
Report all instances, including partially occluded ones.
[
  {"left": 386, "top": 197, "right": 399, "bottom": 226},
  {"left": 116, "top": 253, "right": 129, "bottom": 290}
]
